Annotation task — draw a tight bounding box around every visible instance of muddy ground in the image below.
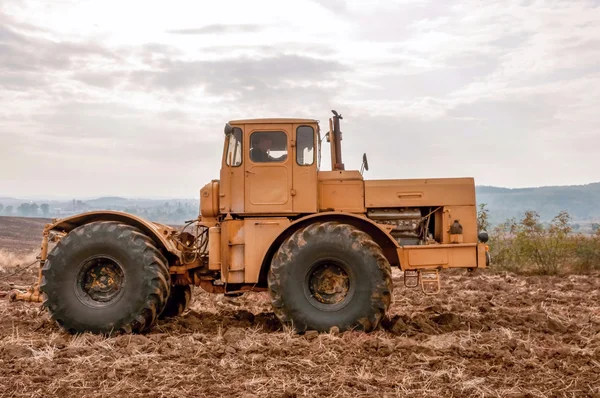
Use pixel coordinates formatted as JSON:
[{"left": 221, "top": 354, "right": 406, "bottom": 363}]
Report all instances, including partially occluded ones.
[{"left": 0, "top": 216, "right": 599, "bottom": 397}]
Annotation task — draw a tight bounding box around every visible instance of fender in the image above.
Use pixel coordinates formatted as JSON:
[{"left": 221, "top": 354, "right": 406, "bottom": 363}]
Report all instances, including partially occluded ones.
[
  {"left": 255, "top": 212, "right": 400, "bottom": 285},
  {"left": 46, "top": 211, "right": 181, "bottom": 259}
]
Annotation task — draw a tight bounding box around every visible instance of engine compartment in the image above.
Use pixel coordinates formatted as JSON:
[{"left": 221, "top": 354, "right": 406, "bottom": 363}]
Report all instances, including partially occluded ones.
[{"left": 367, "top": 207, "right": 440, "bottom": 246}]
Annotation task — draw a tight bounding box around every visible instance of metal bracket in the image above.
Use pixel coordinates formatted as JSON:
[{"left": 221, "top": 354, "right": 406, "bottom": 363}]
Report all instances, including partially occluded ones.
[{"left": 8, "top": 285, "right": 43, "bottom": 303}]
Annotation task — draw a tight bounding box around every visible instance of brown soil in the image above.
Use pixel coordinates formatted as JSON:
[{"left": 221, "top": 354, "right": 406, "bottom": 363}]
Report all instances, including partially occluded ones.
[
  {"left": 1, "top": 217, "right": 600, "bottom": 397},
  {"left": 0, "top": 216, "right": 50, "bottom": 254}
]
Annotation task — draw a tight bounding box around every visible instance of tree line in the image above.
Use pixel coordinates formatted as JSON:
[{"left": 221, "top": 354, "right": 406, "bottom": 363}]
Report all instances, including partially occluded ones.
[
  {"left": 0, "top": 201, "right": 198, "bottom": 224},
  {"left": 0, "top": 203, "right": 50, "bottom": 217}
]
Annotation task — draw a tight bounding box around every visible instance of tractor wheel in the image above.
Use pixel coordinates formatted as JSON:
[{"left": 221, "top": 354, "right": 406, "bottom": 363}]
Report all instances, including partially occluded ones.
[
  {"left": 159, "top": 285, "right": 192, "bottom": 318},
  {"left": 268, "top": 222, "right": 393, "bottom": 333},
  {"left": 40, "top": 221, "right": 170, "bottom": 335}
]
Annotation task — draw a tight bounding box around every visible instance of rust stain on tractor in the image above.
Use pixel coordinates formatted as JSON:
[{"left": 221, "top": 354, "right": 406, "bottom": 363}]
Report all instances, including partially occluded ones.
[
  {"left": 79, "top": 258, "right": 124, "bottom": 302},
  {"left": 309, "top": 264, "right": 350, "bottom": 305},
  {"left": 85, "top": 265, "right": 116, "bottom": 292}
]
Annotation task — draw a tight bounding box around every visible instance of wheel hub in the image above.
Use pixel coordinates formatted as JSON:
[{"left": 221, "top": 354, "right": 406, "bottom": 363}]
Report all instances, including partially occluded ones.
[
  {"left": 308, "top": 261, "right": 351, "bottom": 305},
  {"left": 77, "top": 257, "right": 124, "bottom": 303}
]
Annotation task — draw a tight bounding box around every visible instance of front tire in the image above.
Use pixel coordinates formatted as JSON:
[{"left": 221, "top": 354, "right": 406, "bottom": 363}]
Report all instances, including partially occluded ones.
[
  {"left": 40, "top": 221, "right": 170, "bottom": 334},
  {"left": 268, "top": 222, "right": 393, "bottom": 333}
]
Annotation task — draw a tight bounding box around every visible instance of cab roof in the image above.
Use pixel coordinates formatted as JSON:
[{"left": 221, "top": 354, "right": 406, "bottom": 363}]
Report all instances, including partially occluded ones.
[{"left": 229, "top": 118, "right": 318, "bottom": 124}]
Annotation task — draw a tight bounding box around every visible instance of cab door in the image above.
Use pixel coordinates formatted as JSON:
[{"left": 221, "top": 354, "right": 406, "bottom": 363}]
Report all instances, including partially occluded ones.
[
  {"left": 292, "top": 123, "right": 318, "bottom": 213},
  {"left": 244, "top": 124, "right": 293, "bottom": 213}
]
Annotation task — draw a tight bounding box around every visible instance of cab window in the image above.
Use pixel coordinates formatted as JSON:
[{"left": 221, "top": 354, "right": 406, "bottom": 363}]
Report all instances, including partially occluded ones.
[
  {"left": 250, "top": 131, "right": 288, "bottom": 163},
  {"left": 296, "top": 126, "right": 315, "bottom": 166},
  {"left": 225, "top": 127, "right": 243, "bottom": 166}
]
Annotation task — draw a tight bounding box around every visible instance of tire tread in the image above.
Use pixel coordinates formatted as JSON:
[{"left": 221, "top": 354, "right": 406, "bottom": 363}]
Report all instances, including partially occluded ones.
[{"left": 268, "top": 221, "right": 393, "bottom": 332}]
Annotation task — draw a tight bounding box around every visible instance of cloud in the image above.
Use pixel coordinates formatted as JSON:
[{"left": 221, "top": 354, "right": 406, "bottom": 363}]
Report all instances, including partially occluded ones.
[
  {"left": 166, "top": 24, "right": 264, "bottom": 35},
  {"left": 0, "top": 18, "right": 120, "bottom": 88},
  {"left": 129, "top": 54, "right": 348, "bottom": 103},
  {"left": 355, "top": 57, "right": 498, "bottom": 101},
  {"left": 0, "top": 24, "right": 27, "bottom": 43},
  {"left": 199, "top": 42, "right": 334, "bottom": 57},
  {"left": 310, "top": 0, "right": 351, "bottom": 15},
  {"left": 0, "top": 96, "right": 227, "bottom": 197},
  {"left": 0, "top": 70, "right": 47, "bottom": 89},
  {"left": 71, "top": 71, "right": 128, "bottom": 88}
]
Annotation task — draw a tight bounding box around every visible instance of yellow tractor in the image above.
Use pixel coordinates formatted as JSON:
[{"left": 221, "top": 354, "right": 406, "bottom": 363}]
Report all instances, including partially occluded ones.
[{"left": 13, "top": 111, "right": 489, "bottom": 334}]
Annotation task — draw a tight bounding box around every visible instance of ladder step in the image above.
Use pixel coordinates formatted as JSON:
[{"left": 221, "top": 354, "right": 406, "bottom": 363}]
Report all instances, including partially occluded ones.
[
  {"left": 404, "top": 270, "right": 419, "bottom": 288},
  {"left": 419, "top": 269, "right": 441, "bottom": 295}
]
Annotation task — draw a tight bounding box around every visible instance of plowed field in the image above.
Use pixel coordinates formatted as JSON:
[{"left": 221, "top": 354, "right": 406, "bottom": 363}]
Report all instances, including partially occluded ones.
[{"left": 1, "top": 216, "right": 599, "bottom": 397}]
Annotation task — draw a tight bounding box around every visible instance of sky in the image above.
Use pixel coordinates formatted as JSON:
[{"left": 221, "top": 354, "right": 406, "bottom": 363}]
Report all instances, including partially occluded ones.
[{"left": 1, "top": 0, "right": 599, "bottom": 199}]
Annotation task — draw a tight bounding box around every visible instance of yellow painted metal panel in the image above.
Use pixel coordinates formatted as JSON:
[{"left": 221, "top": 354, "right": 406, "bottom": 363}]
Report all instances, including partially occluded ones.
[{"left": 365, "top": 178, "right": 476, "bottom": 208}]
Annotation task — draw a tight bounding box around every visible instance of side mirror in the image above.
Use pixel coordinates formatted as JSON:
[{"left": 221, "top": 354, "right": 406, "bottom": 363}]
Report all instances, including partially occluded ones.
[
  {"left": 224, "top": 123, "right": 233, "bottom": 136},
  {"left": 360, "top": 153, "right": 369, "bottom": 174}
]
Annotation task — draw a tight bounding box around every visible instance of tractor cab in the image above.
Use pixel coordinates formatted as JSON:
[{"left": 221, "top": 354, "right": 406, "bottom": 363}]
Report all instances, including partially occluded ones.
[{"left": 219, "top": 118, "right": 320, "bottom": 215}]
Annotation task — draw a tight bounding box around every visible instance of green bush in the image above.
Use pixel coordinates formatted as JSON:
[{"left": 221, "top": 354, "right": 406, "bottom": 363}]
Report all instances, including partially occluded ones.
[
  {"left": 480, "top": 207, "right": 600, "bottom": 275},
  {"left": 488, "top": 218, "right": 521, "bottom": 273},
  {"left": 515, "top": 211, "right": 574, "bottom": 275},
  {"left": 574, "top": 231, "right": 600, "bottom": 271}
]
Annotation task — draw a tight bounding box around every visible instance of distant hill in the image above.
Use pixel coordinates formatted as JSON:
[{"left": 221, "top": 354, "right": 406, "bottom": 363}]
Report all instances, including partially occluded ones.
[
  {"left": 85, "top": 196, "right": 129, "bottom": 206},
  {"left": 0, "top": 197, "right": 24, "bottom": 206},
  {"left": 476, "top": 182, "right": 600, "bottom": 223}
]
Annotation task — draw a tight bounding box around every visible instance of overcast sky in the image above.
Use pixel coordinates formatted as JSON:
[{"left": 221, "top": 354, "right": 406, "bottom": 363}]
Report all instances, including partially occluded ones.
[{"left": 1, "top": 0, "right": 599, "bottom": 199}]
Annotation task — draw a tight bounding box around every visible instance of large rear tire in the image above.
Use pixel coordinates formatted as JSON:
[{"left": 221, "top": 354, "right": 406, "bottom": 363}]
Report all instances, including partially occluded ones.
[
  {"left": 40, "top": 221, "right": 170, "bottom": 334},
  {"left": 268, "top": 222, "right": 393, "bottom": 333}
]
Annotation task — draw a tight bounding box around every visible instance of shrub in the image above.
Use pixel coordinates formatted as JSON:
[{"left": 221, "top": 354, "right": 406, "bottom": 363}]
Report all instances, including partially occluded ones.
[
  {"left": 487, "top": 210, "right": 586, "bottom": 275},
  {"left": 488, "top": 218, "right": 521, "bottom": 272},
  {"left": 574, "top": 230, "right": 600, "bottom": 271},
  {"left": 514, "top": 211, "right": 574, "bottom": 275},
  {"left": 477, "top": 203, "right": 491, "bottom": 233}
]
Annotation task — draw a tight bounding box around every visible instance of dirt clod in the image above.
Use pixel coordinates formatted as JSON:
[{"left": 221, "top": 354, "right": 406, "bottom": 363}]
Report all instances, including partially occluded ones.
[
  {"left": 54, "top": 346, "right": 93, "bottom": 358},
  {"left": 50, "top": 336, "right": 67, "bottom": 349},
  {"left": 385, "top": 316, "right": 409, "bottom": 334},
  {"left": 250, "top": 353, "right": 266, "bottom": 363},
  {"left": 432, "top": 312, "right": 459, "bottom": 326},
  {"left": 1, "top": 344, "right": 33, "bottom": 360},
  {"left": 223, "top": 328, "right": 245, "bottom": 344},
  {"left": 547, "top": 318, "right": 568, "bottom": 334}
]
